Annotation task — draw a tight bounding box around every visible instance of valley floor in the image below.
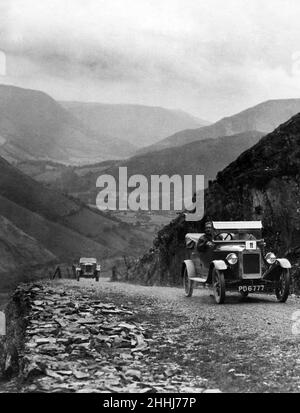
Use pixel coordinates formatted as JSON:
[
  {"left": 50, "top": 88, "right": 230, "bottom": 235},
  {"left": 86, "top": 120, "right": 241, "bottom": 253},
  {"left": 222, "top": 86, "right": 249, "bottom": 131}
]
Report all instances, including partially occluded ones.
[{"left": 2, "top": 278, "right": 300, "bottom": 393}]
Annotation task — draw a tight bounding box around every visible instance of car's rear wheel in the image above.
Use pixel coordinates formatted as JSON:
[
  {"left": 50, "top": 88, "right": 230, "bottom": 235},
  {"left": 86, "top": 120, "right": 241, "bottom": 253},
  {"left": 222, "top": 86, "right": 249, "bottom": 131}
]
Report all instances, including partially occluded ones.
[
  {"left": 275, "top": 269, "right": 290, "bottom": 303},
  {"left": 183, "top": 267, "right": 194, "bottom": 297},
  {"left": 212, "top": 268, "right": 226, "bottom": 304},
  {"left": 76, "top": 271, "right": 80, "bottom": 282}
]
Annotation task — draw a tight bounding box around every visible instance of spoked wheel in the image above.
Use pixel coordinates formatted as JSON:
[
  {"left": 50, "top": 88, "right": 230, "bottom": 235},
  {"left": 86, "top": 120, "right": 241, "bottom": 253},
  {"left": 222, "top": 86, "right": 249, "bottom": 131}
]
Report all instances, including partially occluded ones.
[
  {"left": 183, "top": 267, "right": 194, "bottom": 297},
  {"left": 212, "top": 268, "right": 226, "bottom": 304},
  {"left": 275, "top": 269, "right": 290, "bottom": 303}
]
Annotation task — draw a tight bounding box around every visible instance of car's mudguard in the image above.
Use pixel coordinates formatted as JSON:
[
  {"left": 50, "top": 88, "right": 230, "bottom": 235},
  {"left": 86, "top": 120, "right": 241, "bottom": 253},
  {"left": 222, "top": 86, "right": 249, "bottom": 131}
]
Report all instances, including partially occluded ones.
[
  {"left": 276, "top": 258, "right": 292, "bottom": 269},
  {"left": 206, "top": 260, "right": 228, "bottom": 284},
  {"left": 212, "top": 260, "right": 228, "bottom": 271},
  {"left": 182, "top": 260, "right": 196, "bottom": 278},
  {"left": 263, "top": 258, "right": 292, "bottom": 281}
]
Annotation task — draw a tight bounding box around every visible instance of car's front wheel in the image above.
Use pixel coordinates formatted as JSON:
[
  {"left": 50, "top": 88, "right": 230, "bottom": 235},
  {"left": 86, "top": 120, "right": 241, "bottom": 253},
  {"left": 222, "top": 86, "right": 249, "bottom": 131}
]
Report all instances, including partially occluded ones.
[
  {"left": 183, "top": 267, "right": 194, "bottom": 297},
  {"left": 275, "top": 269, "right": 290, "bottom": 303},
  {"left": 212, "top": 268, "right": 226, "bottom": 304}
]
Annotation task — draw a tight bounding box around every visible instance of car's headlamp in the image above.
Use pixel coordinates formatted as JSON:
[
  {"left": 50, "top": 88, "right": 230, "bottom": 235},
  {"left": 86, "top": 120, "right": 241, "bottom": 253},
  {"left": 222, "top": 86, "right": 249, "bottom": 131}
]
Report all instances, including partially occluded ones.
[
  {"left": 226, "top": 253, "right": 238, "bottom": 265},
  {"left": 265, "top": 252, "right": 277, "bottom": 265}
]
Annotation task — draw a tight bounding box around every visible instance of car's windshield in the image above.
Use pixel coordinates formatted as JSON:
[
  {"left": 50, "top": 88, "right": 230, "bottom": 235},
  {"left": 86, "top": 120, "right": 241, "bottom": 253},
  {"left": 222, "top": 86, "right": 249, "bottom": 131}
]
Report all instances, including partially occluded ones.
[{"left": 214, "top": 230, "right": 261, "bottom": 241}]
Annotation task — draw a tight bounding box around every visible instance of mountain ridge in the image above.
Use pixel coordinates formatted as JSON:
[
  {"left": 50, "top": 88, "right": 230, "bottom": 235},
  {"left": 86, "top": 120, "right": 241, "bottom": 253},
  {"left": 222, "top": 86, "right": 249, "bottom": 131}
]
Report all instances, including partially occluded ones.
[
  {"left": 140, "top": 98, "right": 300, "bottom": 154},
  {"left": 0, "top": 84, "right": 136, "bottom": 164},
  {"left": 62, "top": 101, "right": 209, "bottom": 148}
]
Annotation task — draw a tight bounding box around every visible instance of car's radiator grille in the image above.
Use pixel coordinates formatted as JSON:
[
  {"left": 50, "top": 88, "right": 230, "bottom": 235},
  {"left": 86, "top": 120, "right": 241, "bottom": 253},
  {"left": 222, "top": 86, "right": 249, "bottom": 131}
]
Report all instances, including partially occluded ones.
[
  {"left": 85, "top": 265, "right": 93, "bottom": 273},
  {"left": 243, "top": 253, "right": 260, "bottom": 274}
]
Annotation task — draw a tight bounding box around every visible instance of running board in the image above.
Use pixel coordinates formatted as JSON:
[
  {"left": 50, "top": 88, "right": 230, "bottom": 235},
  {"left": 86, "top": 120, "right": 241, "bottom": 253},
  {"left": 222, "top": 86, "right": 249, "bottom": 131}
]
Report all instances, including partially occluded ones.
[{"left": 190, "top": 277, "right": 208, "bottom": 283}]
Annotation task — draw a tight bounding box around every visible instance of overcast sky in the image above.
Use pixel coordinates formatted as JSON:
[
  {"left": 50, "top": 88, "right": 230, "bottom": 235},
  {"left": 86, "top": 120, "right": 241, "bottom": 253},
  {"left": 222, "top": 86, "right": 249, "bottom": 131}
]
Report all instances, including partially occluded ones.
[{"left": 1, "top": 0, "right": 300, "bottom": 121}]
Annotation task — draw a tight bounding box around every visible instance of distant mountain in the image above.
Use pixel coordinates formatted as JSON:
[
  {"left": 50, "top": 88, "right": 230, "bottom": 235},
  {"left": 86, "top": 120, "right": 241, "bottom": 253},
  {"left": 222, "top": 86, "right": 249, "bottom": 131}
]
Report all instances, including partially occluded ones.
[
  {"left": 62, "top": 101, "right": 209, "bottom": 148},
  {"left": 0, "top": 155, "right": 152, "bottom": 262},
  {"left": 20, "top": 131, "right": 264, "bottom": 209},
  {"left": 140, "top": 99, "right": 300, "bottom": 153},
  {"left": 104, "top": 131, "right": 264, "bottom": 186},
  {"left": 130, "top": 113, "right": 300, "bottom": 285},
  {"left": 0, "top": 85, "right": 136, "bottom": 164},
  {"left": 78, "top": 131, "right": 264, "bottom": 192}
]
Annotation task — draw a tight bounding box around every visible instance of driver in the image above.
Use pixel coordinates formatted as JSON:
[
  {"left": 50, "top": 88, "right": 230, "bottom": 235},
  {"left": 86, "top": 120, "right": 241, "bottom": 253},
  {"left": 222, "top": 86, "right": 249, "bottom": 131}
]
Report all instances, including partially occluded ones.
[
  {"left": 197, "top": 221, "right": 215, "bottom": 252},
  {"left": 240, "top": 232, "right": 256, "bottom": 241}
]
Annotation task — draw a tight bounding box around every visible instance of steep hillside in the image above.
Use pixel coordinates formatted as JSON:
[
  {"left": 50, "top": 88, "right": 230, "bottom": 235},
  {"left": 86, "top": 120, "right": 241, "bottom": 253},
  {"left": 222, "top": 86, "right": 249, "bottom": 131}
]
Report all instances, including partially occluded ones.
[
  {"left": 0, "top": 155, "right": 152, "bottom": 260},
  {"left": 129, "top": 113, "right": 300, "bottom": 285},
  {"left": 0, "top": 195, "right": 110, "bottom": 262},
  {"left": 141, "top": 99, "right": 300, "bottom": 153},
  {"left": 62, "top": 102, "right": 208, "bottom": 148},
  {"left": 0, "top": 215, "right": 56, "bottom": 291},
  {"left": 16, "top": 159, "right": 119, "bottom": 191},
  {"left": 0, "top": 85, "right": 135, "bottom": 164},
  {"left": 0, "top": 215, "right": 55, "bottom": 273}
]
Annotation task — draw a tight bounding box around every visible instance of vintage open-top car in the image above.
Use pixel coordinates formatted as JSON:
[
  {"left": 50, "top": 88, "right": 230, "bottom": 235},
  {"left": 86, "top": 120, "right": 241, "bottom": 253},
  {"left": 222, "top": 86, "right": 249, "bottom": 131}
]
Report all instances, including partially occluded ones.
[
  {"left": 76, "top": 258, "right": 101, "bottom": 282},
  {"left": 182, "top": 221, "right": 292, "bottom": 304}
]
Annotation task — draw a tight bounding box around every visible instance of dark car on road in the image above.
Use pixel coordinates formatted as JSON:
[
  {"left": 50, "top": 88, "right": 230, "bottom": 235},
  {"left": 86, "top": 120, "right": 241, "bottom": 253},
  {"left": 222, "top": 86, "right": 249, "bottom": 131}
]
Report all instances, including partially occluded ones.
[{"left": 182, "top": 221, "right": 292, "bottom": 304}]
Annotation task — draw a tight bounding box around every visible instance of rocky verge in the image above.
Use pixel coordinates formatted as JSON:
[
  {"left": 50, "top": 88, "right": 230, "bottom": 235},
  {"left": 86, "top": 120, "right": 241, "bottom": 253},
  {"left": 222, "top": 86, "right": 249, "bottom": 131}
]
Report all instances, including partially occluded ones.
[
  {"left": 0, "top": 286, "right": 31, "bottom": 382},
  {"left": 0, "top": 282, "right": 212, "bottom": 393}
]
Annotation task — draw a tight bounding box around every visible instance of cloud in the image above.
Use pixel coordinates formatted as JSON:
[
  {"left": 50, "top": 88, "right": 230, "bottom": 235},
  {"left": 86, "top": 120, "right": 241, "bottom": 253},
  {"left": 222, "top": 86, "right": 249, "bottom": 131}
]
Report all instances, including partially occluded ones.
[{"left": 1, "top": 0, "right": 300, "bottom": 120}]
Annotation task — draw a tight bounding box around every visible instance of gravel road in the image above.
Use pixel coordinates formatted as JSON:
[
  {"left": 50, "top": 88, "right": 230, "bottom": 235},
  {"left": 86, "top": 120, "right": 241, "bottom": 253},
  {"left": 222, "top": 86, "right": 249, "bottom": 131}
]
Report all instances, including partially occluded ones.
[
  {"left": 71, "top": 278, "right": 300, "bottom": 338},
  {"left": 63, "top": 278, "right": 300, "bottom": 393}
]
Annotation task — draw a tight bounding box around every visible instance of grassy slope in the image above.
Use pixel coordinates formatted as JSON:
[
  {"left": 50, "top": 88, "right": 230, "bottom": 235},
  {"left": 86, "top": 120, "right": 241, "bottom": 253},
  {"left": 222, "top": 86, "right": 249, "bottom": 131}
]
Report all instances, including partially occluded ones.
[{"left": 0, "top": 156, "right": 153, "bottom": 259}]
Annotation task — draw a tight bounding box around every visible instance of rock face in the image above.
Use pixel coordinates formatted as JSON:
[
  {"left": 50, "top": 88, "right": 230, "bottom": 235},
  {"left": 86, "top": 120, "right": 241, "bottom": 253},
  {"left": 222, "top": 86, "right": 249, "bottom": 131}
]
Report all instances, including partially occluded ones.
[
  {"left": 130, "top": 113, "right": 300, "bottom": 286},
  {"left": 206, "top": 113, "right": 300, "bottom": 255}
]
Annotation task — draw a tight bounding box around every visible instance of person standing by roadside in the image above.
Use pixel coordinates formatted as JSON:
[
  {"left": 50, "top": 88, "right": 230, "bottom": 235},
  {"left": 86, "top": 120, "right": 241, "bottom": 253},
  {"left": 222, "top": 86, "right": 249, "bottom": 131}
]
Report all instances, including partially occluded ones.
[
  {"left": 72, "top": 262, "right": 77, "bottom": 279},
  {"left": 52, "top": 265, "right": 62, "bottom": 280}
]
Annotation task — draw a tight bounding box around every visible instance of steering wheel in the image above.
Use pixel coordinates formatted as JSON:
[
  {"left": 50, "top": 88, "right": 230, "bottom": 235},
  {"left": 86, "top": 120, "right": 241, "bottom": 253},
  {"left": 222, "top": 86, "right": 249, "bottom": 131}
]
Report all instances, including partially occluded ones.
[
  {"left": 223, "top": 233, "right": 234, "bottom": 241},
  {"left": 216, "top": 232, "right": 233, "bottom": 241}
]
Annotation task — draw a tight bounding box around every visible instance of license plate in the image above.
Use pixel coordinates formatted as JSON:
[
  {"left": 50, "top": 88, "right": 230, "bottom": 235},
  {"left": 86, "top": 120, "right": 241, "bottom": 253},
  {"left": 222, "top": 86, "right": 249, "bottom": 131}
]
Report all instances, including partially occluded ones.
[{"left": 238, "top": 285, "right": 265, "bottom": 293}]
